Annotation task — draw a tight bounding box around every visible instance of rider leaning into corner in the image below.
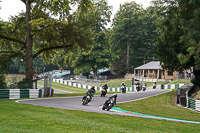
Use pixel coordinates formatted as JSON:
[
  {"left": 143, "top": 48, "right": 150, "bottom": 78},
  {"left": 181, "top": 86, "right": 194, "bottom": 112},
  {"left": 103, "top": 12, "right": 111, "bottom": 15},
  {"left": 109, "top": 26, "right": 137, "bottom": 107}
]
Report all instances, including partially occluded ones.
[
  {"left": 108, "top": 94, "right": 117, "bottom": 104},
  {"left": 85, "top": 86, "right": 96, "bottom": 101},
  {"left": 102, "top": 84, "right": 108, "bottom": 90}
]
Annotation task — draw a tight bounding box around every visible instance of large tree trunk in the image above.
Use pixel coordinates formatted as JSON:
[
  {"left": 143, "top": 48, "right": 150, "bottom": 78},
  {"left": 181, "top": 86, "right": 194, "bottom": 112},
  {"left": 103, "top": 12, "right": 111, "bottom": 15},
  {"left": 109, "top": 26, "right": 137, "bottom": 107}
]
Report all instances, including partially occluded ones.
[
  {"left": 93, "top": 68, "right": 98, "bottom": 79},
  {"left": 126, "top": 40, "right": 130, "bottom": 72},
  {"left": 25, "top": 0, "right": 33, "bottom": 80}
]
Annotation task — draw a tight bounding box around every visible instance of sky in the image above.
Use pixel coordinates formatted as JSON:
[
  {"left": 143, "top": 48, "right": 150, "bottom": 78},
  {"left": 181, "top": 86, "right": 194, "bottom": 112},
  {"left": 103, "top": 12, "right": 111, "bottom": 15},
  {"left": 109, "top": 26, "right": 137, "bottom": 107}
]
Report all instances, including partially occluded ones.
[{"left": 0, "top": 0, "right": 152, "bottom": 21}]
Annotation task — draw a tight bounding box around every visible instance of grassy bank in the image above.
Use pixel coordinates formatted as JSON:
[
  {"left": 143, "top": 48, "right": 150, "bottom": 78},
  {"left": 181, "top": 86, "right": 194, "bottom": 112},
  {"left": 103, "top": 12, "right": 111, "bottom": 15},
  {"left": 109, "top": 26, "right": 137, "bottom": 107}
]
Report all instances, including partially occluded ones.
[
  {"left": 116, "top": 89, "right": 200, "bottom": 122},
  {"left": 167, "top": 79, "right": 191, "bottom": 85},
  {"left": 1, "top": 91, "right": 200, "bottom": 133}
]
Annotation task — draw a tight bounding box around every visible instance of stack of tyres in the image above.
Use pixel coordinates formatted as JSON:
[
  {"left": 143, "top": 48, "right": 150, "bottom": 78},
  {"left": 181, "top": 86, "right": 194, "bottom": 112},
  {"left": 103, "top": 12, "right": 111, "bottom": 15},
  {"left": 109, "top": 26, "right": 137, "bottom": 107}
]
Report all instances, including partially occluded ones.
[
  {"left": 0, "top": 89, "right": 9, "bottom": 99},
  {"left": 20, "top": 89, "right": 29, "bottom": 98}
]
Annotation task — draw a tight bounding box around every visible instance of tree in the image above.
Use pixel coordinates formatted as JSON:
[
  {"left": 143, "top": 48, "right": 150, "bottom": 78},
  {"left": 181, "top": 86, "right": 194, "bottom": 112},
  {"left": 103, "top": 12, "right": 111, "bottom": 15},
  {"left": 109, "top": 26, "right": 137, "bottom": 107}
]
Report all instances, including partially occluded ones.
[
  {"left": 71, "top": 0, "right": 112, "bottom": 78},
  {"left": 0, "top": 0, "right": 93, "bottom": 80},
  {"left": 111, "top": 2, "right": 158, "bottom": 75},
  {"left": 153, "top": 0, "right": 200, "bottom": 86}
]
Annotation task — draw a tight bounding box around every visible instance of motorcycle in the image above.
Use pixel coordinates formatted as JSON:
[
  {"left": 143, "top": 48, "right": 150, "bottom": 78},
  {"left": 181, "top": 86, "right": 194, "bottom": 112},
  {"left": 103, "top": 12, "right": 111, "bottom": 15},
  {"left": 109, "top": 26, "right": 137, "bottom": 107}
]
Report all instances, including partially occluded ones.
[
  {"left": 101, "top": 89, "right": 107, "bottom": 97},
  {"left": 82, "top": 92, "right": 92, "bottom": 105},
  {"left": 102, "top": 94, "right": 117, "bottom": 111},
  {"left": 153, "top": 83, "right": 156, "bottom": 89},
  {"left": 121, "top": 85, "right": 126, "bottom": 93},
  {"left": 142, "top": 83, "right": 146, "bottom": 91},
  {"left": 136, "top": 84, "right": 141, "bottom": 92}
]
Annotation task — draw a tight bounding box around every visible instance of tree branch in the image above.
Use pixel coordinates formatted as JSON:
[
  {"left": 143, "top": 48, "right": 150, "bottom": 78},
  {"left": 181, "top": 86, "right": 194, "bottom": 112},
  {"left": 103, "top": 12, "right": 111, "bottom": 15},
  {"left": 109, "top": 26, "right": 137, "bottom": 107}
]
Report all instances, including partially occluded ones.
[
  {"left": 33, "top": 44, "right": 73, "bottom": 59},
  {"left": 0, "top": 35, "right": 26, "bottom": 46},
  {"left": 0, "top": 46, "right": 25, "bottom": 57}
]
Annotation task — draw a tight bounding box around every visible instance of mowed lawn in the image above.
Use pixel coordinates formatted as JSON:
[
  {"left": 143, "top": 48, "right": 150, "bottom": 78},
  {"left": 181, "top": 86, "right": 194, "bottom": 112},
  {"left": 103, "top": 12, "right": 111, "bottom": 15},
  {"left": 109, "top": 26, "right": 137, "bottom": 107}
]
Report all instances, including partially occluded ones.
[
  {"left": 37, "top": 81, "right": 117, "bottom": 97},
  {"left": 38, "top": 81, "right": 88, "bottom": 93},
  {"left": 1, "top": 90, "right": 200, "bottom": 132}
]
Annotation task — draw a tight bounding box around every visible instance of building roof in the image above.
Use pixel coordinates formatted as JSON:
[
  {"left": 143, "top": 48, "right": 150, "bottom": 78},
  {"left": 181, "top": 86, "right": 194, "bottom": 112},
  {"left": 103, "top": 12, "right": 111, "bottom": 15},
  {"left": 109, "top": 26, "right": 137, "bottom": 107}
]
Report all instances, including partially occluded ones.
[{"left": 134, "top": 61, "right": 162, "bottom": 70}]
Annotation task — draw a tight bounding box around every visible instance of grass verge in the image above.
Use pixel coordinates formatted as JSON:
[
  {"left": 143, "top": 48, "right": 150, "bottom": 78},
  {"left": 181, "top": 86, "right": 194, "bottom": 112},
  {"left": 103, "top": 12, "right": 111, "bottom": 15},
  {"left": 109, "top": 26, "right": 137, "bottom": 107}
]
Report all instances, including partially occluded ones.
[
  {"left": 166, "top": 79, "right": 191, "bottom": 85},
  {"left": 116, "top": 89, "right": 200, "bottom": 122},
  {"left": 0, "top": 90, "right": 200, "bottom": 132}
]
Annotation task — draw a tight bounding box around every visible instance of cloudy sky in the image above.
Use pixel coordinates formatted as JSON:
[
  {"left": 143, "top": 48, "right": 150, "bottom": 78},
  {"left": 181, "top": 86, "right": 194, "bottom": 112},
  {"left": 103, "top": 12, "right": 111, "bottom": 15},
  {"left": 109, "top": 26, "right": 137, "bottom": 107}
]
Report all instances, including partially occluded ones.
[{"left": 0, "top": 0, "right": 152, "bottom": 21}]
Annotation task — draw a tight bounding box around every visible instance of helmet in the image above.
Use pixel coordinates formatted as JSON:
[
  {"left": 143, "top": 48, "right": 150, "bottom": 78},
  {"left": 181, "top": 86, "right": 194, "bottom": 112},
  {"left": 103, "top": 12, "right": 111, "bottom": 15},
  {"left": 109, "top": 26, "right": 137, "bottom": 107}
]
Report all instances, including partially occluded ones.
[
  {"left": 91, "top": 86, "right": 95, "bottom": 89},
  {"left": 114, "top": 94, "right": 118, "bottom": 97}
]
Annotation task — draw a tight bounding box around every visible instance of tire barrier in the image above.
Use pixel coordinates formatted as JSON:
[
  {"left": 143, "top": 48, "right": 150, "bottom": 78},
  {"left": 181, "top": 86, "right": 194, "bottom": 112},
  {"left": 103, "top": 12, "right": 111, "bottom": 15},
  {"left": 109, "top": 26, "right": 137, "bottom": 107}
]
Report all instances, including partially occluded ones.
[
  {"left": 187, "top": 97, "right": 200, "bottom": 112},
  {"left": 0, "top": 89, "right": 44, "bottom": 100},
  {"left": 176, "top": 83, "right": 200, "bottom": 112}
]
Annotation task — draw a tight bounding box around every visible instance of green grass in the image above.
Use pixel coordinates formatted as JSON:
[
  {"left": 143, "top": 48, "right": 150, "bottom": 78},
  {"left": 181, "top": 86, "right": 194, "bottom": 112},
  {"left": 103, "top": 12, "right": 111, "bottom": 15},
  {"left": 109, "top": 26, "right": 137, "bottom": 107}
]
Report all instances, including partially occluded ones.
[
  {"left": 116, "top": 89, "right": 200, "bottom": 122},
  {"left": 6, "top": 75, "right": 25, "bottom": 83},
  {"left": 38, "top": 81, "right": 117, "bottom": 97},
  {"left": 0, "top": 90, "right": 200, "bottom": 132},
  {"left": 38, "top": 81, "right": 88, "bottom": 93},
  {"left": 102, "top": 79, "right": 165, "bottom": 88},
  {"left": 167, "top": 79, "right": 191, "bottom": 85}
]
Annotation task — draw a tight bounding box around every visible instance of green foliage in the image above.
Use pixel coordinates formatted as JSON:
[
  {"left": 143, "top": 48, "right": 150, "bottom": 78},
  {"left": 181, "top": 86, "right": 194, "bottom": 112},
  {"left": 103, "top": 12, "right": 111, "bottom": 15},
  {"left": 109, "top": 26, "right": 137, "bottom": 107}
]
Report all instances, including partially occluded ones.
[
  {"left": 153, "top": 0, "right": 200, "bottom": 86},
  {"left": 70, "top": 0, "right": 112, "bottom": 77},
  {"left": 111, "top": 2, "right": 158, "bottom": 75},
  {"left": 0, "top": 0, "right": 94, "bottom": 79},
  {"left": 0, "top": 74, "right": 7, "bottom": 89}
]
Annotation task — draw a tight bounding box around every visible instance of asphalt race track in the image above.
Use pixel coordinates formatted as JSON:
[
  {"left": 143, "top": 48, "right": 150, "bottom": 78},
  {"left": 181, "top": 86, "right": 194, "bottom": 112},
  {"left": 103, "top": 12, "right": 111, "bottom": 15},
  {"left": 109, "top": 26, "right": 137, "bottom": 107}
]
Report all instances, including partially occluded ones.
[{"left": 17, "top": 90, "right": 170, "bottom": 116}]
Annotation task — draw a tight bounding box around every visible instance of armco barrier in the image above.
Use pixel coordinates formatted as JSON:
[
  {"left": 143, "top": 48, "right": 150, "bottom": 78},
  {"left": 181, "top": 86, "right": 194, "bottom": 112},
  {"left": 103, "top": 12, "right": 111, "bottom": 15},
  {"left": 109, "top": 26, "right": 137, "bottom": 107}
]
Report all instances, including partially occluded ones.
[{"left": 0, "top": 89, "right": 44, "bottom": 100}]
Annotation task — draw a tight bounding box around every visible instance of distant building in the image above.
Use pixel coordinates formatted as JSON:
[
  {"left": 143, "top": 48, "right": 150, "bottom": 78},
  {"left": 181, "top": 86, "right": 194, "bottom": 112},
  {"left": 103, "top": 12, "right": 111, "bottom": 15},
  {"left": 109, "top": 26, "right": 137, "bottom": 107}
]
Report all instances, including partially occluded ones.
[{"left": 134, "top": 61, "right": 176, "bottom": 82}]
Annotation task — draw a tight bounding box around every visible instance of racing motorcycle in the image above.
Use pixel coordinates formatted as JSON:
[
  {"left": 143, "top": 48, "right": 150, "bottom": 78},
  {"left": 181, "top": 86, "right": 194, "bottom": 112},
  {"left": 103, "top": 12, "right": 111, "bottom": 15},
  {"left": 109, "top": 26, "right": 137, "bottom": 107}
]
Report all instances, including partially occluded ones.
[
  {"left": 136, "top": 84, "right": 141, "bottom": 92},
  {"left": 121, "top": 85, "right": 126, "bottom": 93},
  {"left": 142, "top": 83, "right": 147, "bottom": 91},
  {"left": 101, "top": 89, "right": 107, "bottom": 97},
  {"left": 102, "top": 94, "right": 117, "bottom": 111},
  {"left": 82, "top": 92, "right": 92, "bottom": 105},
  {"left": 153, "top": 82, "right": 157, "bottom": 89}
]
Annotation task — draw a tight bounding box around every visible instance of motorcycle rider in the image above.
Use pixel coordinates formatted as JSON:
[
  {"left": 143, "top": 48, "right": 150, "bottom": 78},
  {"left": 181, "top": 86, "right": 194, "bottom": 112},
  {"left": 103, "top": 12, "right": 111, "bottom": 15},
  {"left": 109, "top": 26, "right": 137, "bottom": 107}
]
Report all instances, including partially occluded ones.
[
  {"left": 136, "top": 81, "right": 141, "bottom": 91},
  {"left": 85, "top": 86, "right": 95, "bottom": 102},
  {"left": 89, "top": 86, "right": 96, "bottom": 96},
  {"left": 142, "top": 83, "right": 147, "bottom": 91},
  {"left": 153, "top": 82, "right": 157, "bottom": 89},
  {"left": 101, "top": 84, "right": 108, "bottom": 97},
  {"left": 102, "top": 84, "right": 108, "bottom": 90},
  {"left": 111, "top": 94, "right": 117, "bottom": 105},
  {"left": 121, "top": 82, "right": 126, "bottom": 93},
  {"left": 102, "top": 94, "right": 118, "bottom": 110}
]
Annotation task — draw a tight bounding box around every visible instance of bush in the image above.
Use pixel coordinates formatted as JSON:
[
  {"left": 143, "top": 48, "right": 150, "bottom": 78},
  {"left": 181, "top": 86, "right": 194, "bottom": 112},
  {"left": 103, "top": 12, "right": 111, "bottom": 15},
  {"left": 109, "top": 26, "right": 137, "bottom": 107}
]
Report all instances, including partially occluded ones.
[{"left": 0, "top": 74, "right": 7, "bottom": 89}]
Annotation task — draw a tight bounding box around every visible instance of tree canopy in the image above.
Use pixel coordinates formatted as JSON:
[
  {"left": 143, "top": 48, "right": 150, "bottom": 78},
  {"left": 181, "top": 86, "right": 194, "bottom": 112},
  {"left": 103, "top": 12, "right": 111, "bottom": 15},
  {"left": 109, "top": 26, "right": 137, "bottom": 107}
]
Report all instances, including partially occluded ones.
[
  {"left": 111, "top": 2, "right": 158, "bottom": 75},
  {"left": 0, "top": 0, "right": 93, "bottom": 80},
  {"left": 153, "top": 0, "right": 200, "bottom": 86},
  {"left": 65, "top": 0, "right": 112, "bottom": 78}
]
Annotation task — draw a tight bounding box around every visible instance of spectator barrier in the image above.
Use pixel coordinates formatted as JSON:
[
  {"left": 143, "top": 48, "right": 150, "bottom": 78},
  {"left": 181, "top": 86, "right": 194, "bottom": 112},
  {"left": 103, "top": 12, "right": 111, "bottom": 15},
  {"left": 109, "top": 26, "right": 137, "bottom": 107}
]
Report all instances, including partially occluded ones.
[
  {"left": 0, "top": 89, "right": 48, "bottom": 100},
  {"left": 53, "top": 78, "right": 184, "bottom": 92}
]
